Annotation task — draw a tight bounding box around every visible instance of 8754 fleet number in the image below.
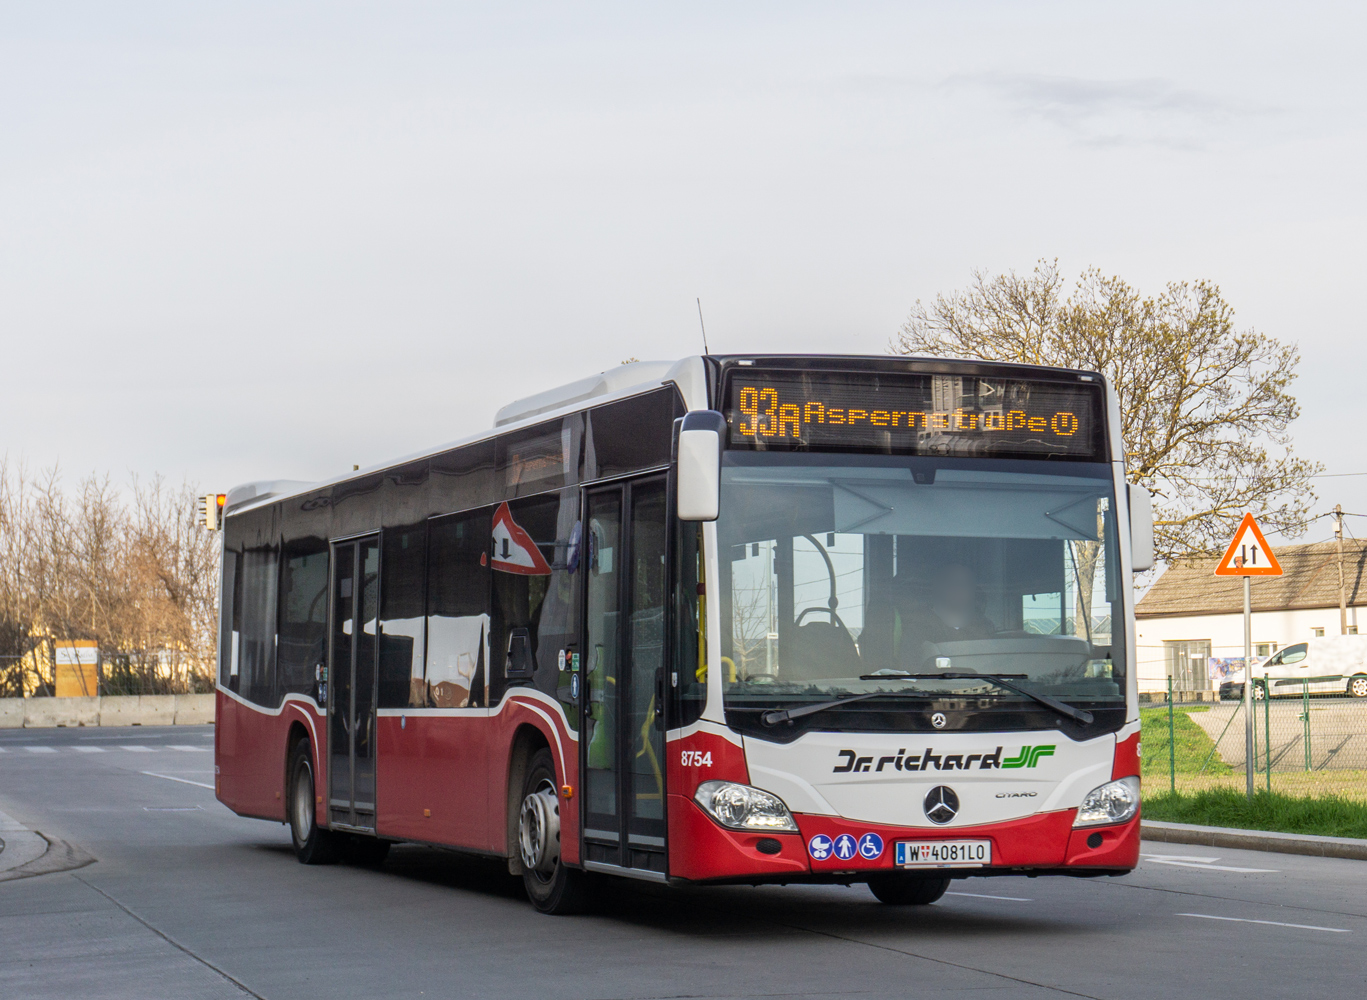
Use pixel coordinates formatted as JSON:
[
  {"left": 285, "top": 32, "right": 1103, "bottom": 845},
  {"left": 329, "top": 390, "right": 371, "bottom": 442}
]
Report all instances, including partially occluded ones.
[{"left": 680, "top": 750, "right": 713, "bottom": 767}]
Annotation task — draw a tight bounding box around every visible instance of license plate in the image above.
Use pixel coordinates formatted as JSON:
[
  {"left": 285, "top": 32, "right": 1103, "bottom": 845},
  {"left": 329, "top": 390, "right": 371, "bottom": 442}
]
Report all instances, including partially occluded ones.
[{"left": 895, "top": 839, "right": 992, "bottom": 868}]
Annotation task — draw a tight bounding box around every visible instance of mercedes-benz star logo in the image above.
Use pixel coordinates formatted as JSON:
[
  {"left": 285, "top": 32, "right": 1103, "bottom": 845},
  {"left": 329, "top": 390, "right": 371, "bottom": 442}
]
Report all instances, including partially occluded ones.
[
  {"left": 924, "top": 785, "right": 959, "bottom": 825},
  {"left": 931, "top": 712, "right": 947, "bottom": 729}
]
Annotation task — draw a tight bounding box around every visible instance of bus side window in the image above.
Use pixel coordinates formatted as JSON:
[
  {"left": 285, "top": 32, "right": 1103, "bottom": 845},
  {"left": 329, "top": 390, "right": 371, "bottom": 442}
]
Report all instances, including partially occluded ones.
[
  {"left": 239, "top": 547, "right": 279, "bottom": 706},
  {"left": 379, "top": 525, "right": 427, "bottom": 709},
  {"left": 672, "top": 521, "right": 706, "bottom": 728},
  {"left": 427, "top": 511, "right": 492, "bottom": 709},
  {"left": 277, "top": 543, "right": 329, "bottom": 699},
  {"left": 489, "top": 493, "right": 577, "bottom": 710},
  {"left": 220, "top": 550, "right": 241, "bottom": 692}
]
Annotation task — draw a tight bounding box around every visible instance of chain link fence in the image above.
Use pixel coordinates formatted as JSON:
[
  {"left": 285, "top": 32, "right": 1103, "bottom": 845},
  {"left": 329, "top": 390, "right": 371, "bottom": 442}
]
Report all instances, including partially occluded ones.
[{"left": 1142, "top": 678, "right": 1367, "bottom": 801}]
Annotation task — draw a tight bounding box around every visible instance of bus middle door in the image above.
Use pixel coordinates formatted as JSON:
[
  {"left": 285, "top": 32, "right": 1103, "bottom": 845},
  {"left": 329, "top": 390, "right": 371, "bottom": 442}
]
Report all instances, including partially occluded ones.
[{"left": 328, "top": 534, "right": 380, "bottom": 832}]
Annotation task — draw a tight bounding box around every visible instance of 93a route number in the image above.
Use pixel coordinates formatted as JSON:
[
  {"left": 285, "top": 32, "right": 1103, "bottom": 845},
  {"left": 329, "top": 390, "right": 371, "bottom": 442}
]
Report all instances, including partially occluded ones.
[{"left": 680, "top": 750, "right": 713, "bottom": 767}]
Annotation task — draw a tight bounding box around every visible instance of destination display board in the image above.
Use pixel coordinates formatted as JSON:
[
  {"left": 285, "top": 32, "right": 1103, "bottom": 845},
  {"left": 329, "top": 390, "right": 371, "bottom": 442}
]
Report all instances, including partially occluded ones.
[{"left": 723, "top": 369, "right": 1106, "bottom": 460}]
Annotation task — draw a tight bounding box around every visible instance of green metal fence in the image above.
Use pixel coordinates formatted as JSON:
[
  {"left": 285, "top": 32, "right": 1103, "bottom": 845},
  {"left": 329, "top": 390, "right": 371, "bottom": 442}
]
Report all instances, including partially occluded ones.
[{"left": 1141, "top": 677, "right": 1367, "bottom": 800}]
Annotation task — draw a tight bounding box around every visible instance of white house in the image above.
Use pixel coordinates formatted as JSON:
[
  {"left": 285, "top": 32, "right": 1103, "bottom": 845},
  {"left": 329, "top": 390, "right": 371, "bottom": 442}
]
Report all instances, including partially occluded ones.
[{"left": 1134, "top": 539, "right": 1366, "bottom": 694}]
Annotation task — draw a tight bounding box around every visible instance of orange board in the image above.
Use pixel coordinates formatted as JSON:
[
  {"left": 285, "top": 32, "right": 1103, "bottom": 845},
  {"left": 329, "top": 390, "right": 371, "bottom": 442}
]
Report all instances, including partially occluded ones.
[{"left": 1213, "top": 512, "right": 1283, "bottom": 577}]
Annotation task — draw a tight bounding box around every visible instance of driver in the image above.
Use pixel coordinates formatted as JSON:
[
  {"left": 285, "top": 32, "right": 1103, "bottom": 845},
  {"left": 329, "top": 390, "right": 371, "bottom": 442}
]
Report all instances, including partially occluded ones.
[{"left": 899, "top": 563, "right": 996, "bottom": 666}]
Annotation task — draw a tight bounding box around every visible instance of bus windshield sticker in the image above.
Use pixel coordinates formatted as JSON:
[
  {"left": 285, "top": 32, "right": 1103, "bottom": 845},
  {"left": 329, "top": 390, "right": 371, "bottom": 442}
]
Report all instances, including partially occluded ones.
[{"left": 724, "top": 370, "right": 1103, "bottom": 459}]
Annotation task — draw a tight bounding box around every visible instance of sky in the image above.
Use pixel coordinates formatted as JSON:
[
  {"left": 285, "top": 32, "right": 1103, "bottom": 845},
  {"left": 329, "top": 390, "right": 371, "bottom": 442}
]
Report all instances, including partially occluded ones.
[{"left": 2, "top": 2, "right": 1364, "bottom": 545}]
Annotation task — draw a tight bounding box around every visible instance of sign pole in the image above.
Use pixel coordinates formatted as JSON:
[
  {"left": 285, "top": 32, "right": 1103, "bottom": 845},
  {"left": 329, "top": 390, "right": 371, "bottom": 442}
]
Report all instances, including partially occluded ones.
[
  {"left": 1215, "top": 513, "right": 1281, "bottom": 800},
  {"left": 1243, "top": 574, "right": 1254, "bottom": 799}
]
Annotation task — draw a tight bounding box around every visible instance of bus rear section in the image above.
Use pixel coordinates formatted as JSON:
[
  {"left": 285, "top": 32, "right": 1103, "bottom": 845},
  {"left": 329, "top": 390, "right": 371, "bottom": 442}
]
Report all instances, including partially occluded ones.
[{"left": 213, "top": 355, "right": 1149, "bottom": 912}]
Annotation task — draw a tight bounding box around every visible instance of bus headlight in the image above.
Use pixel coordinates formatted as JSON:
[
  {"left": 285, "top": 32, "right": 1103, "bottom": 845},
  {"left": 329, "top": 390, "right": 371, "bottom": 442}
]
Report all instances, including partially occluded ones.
[
  {"left": 1073, "top": 776, "right": 1141, "bottom": 828},
  {"left": 694, "top": 780, "right": 799, "bottom": 832}
]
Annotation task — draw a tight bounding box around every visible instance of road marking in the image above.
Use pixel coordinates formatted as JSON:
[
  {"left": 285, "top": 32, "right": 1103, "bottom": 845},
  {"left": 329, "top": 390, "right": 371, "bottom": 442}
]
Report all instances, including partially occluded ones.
[
  {"left": 166, "top": 745, "right": 210, "bottom": 752},
  {"left": 72, "top": 746, "right": 106, "bottom": 753},
  {"left": 23, "top": 746, "right": 57, "bottom": 753},
  {"left": 121, "top": 746, "right": 156, "bottom": 752},
  {"left": 144, "top": 806, "right": 203, "bottom": 812},
  {"left": 1144, "top": 857, "right": 1277, "bottom": 873},
  {"left": 141, "top": 771, "right": 215, "bottom": 790},
  {"left": 1143, "top": 854, "right": 1220, "bottom": 863},
  {"left": 1178, "top": 913, "right": 1350, "bottom": 933},
  {"left": 946, "top": 891, "right": 1032, "bottom": 901}
]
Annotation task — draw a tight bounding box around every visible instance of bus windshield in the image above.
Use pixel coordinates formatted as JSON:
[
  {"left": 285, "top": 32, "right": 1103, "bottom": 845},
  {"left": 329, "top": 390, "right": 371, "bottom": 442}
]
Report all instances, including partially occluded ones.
[{"left": 717, "top": 452, "right": 1126, "bottom": 736}]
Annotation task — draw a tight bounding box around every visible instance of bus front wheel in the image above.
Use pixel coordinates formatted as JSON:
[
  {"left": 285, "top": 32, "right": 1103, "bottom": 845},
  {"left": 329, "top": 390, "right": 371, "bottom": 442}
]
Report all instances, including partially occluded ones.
[
  {"left": 1349, "top": 675, "right": 1367, "bottom": 699},
  {"left": 867, "top": 874, "right": 950, "bottom": 905},
  {"left": 288, "top": 737, "right": 340, "bottom": 865},
  {"left": 519, "top": 747, "right": 591, "bottom": 915}
]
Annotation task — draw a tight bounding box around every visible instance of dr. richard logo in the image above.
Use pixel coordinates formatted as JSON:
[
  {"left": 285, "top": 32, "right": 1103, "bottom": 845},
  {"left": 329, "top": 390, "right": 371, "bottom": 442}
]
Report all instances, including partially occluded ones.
[{"left": 832, "top": 745, "right": 1055, "bottom": 773}]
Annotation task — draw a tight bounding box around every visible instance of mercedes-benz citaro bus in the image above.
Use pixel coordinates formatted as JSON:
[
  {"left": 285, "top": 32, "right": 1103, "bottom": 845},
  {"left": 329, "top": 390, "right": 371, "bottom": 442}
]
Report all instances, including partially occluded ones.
[{"left": 214, "top": 355, "right": 1154, "bottom": 914}]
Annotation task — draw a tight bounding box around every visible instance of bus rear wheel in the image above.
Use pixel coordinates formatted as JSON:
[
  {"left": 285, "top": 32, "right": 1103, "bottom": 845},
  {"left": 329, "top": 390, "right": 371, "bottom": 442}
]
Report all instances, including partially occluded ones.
[
  {"left": 1348, "top": 676, "right": 1367, "bottom": 699},
  {"left": 288, "top": 737, "right": 340, "bottom": 865},
  {"left": 867, "top": 874, "right": 950, "bottom": 905},
  {"left": 519, "top": 747, "right": 590, "bottom": 915}
]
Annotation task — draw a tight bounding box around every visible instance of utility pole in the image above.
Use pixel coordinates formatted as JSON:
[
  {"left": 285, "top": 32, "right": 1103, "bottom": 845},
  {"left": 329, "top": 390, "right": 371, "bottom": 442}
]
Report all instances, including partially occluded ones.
[{"left": 1335, "top": 504, "right": 1348, "bottom": 635}]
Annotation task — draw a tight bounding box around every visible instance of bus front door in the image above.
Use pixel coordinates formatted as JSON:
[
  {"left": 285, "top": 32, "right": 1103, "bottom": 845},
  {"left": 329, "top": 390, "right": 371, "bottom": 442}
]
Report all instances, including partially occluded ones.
[
  {"left": 328, "top": 535, "right": 380, "bottom": 832},
  {"left": 582, "top": 477, "right": 669, "bottom": 877}
]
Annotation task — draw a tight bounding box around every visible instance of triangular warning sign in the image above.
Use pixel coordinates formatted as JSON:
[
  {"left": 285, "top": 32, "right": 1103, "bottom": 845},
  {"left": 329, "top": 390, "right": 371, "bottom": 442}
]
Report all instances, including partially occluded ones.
[
  {"left": 1214, "top": 513, "right": 1283, "bottom": 577},
  {"left": 490, "top": 502, "right": 553, "bottom": 576}
]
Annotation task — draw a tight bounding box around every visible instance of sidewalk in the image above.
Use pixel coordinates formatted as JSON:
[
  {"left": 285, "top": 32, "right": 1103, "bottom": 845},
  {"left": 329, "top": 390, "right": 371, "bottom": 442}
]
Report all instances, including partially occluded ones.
[{"left": 1143, "top": 819, "right": 1367, "bottom": 860}]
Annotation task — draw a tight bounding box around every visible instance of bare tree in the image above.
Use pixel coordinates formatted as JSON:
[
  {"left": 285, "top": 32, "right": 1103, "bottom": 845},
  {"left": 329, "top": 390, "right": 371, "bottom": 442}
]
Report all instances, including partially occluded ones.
[
  {"left": 892, "top": 261, "right": 1320, "bottom": 559},
  {"left": 0, "top": 461, "right": 219, "bottom": 696}
]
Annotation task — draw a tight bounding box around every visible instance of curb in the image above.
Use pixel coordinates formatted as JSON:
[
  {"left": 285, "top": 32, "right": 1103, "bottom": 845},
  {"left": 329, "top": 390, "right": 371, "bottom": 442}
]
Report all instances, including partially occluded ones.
[{"left": 1143, "top": 820, "right": 1367, "bottom": 861}]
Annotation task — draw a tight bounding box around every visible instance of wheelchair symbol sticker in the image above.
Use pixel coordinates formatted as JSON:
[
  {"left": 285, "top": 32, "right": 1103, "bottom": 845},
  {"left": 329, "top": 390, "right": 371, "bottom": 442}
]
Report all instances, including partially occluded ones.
[{"left": 858, "top": 832, "right": 884, "bottom": 860}]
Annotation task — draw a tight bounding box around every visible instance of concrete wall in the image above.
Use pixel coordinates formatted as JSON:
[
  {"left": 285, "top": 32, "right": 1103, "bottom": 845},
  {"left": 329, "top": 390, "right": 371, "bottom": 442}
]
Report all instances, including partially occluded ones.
[{"left": 0, "top": 694, "right": 214, "bottom": 728}]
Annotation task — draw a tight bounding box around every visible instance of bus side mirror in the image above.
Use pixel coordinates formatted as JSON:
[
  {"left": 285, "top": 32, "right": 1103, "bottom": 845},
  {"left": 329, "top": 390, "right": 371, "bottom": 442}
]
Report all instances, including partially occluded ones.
[
  {"left": 1128, "top": 484, "right": 1154, "bottom": 572},
  {"left": 675, "top": 411, "right": 725, "bottom": 522}
]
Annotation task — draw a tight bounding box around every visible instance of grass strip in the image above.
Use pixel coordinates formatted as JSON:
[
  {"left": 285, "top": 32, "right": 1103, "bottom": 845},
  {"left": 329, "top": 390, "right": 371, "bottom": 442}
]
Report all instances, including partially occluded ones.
[
  {"left": 1143, "top": 788, "right": 1367, "bottom": 839},
  {"left": 1139, "top": 706, "right": 1232, "bottom": 776}
]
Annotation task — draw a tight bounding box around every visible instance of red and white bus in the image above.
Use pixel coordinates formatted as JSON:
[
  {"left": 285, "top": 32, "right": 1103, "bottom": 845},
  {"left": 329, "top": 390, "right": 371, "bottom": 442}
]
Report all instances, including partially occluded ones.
[{"left": 214, "top": 355, "right": 1152, "bottom": 913}]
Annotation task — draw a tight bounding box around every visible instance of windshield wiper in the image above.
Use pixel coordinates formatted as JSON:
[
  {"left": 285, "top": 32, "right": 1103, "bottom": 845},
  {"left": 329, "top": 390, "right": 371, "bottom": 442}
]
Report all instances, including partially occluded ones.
[
  {"left": 760, "top": 691, "right": 909, "bottom": 726},
  {"left": 857, "top": 671, "right": 1095, "bottom": 725}
]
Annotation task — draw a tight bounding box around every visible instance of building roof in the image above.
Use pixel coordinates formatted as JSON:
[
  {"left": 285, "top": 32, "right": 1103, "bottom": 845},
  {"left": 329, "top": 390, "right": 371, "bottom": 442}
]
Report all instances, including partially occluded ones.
[{"left": 1136, "top": 538, "right": 1367, "bottom": 619}]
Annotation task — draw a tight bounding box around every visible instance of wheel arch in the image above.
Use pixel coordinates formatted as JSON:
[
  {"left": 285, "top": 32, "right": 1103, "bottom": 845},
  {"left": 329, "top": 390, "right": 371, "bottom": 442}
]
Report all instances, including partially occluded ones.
[
  {"left": 284, "top": 719, "right": 313, "bottom": 823},
  {"left": 505, "top": 722, "right": 553, "bottom": 874}
]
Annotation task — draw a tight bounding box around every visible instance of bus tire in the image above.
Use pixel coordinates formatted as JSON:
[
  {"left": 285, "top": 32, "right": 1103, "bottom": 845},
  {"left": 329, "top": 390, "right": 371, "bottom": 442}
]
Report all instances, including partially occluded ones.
[
  {"left": 519, "top": 747, "right": 590, "bottom": 915},
  {"left": 867, "top": 874, "right": 950, "bottom": 905},
  {"left": 1348, "top": 676, "right": 1367, "bottom": 699},
  {"left": 288, "top": 736, "right": 340, "bottom": 865}
]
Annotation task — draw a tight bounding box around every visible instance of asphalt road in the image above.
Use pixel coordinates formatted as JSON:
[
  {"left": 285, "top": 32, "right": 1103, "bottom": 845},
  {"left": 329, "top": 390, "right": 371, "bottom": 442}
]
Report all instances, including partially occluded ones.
[{"left": 3, "top": 725, "right": 1365, "bottom": 1000}]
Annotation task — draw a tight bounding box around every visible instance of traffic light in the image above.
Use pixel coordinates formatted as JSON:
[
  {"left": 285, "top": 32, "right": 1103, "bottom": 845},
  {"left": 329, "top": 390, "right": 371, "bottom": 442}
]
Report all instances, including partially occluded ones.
[{"left": 198, "top": 493, "right": 227, "bottom": 531}]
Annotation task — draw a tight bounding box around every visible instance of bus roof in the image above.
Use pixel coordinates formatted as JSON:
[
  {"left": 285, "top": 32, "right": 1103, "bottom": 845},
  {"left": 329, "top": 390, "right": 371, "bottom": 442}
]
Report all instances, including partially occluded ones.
[{"left": 224, "top": 353, "right": 1110, "bottom": 516}]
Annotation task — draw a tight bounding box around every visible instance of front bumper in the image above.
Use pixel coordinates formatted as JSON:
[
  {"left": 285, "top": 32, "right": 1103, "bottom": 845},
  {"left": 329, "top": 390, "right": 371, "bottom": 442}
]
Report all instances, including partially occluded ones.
[{"left": 667, "top": 795, "right": 1140, "bottom": 883}]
